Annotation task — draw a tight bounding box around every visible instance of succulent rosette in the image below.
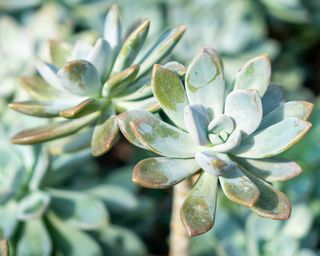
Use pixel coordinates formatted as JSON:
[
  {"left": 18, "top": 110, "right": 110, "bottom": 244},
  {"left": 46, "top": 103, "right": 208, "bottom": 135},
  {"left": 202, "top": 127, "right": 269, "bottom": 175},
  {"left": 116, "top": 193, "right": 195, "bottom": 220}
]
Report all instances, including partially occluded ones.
[
  {"left": 9, "top": 4, "right": 185, "bottom": 156},
  {"left": 117, "top": 47, "right": 313, "bottom": 236}
]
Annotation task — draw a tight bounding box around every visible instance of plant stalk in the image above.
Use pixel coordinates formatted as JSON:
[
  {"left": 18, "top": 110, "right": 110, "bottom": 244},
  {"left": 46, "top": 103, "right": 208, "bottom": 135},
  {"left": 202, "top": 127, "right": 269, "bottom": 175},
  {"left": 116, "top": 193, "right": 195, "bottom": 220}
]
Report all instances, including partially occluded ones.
[
  {"left": 169, "top": 179, "right": 192, "bottom": 256},
  {"left": 0, "top": 240, "right": 9, "bottom": 256}
]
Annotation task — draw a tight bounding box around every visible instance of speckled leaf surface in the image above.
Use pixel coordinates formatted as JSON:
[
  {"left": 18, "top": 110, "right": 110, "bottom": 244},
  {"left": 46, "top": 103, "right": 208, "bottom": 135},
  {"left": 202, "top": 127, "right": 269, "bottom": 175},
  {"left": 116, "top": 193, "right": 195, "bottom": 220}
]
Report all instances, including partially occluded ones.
[
  {"left": 244, "top": 171, "right": 292, "bottom": 220},
  {"left": 91, "top": 115, "right": 119, "bottom": 157},
  {"left": 234, "top": 54, "right": 271, "bottom": 97},
  {"left": 11, "top": 112, "right": 99, "bottom": 144},
  {"left": 59, "top": 98, "right": 101, "bottom": 119},
  {"left": 58, "top": 60, "right": 101, "bottom": 97},
  {"left": 129, "top": 110, "right": 198, "bottom": 158},
  {"left": 181, "top": 172, "right": 218, "bottom": 237},
  {"left": 112, "top": 19, "right": 149, "bottom": 74},
  {"left": 185, "top": 47, "right": 225, "bottom": 118},
  {"left": 219, "top": 165, "right": 260, "bottom": 207},
  {"left": 133, "top": 157, "right": 200, "bottom": 188},
  {"left": 103, "top": 64, "right": 139, "bottom": 97},
  {"left": 237, "top": 157, "right": 302, "bottom": 182},
  {"left": 152, "top": 64, "right": 188, "bottom": 129},
  {"left": 234, "top": 117, "right": 311, "bottom": 158}
]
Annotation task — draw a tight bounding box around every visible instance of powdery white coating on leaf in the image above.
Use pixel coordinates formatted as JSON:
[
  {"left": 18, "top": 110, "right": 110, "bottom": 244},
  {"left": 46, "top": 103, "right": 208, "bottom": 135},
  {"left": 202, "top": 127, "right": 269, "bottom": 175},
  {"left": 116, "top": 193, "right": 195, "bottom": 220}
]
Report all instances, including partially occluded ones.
[
  {"left": 224, "top": 89, "right": 263, "bottom": 136},
  {"left": 152, "top": 64, "right": 189, "bottom": 130},
  {"left": 234, "top": 117, "right": 311, "bottom": 159},
  {"left": 133, "top": 157, "right": 200, "bottom": 188},
  {"left": 185, "top": 47, "right": 225, "bottom": 118},
  {"left": 181, "top": 172, "right": 218, "bottom": 237},
  {"left": 234, "top": 54, "right": 271, "bottom": 97}
]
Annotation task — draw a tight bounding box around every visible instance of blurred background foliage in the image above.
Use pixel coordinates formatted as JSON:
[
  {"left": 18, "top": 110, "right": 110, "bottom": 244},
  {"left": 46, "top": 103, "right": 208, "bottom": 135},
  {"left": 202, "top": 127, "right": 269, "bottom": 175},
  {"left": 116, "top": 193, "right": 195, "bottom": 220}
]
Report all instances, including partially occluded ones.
[{"left": 0, "top": 0, "right": 320, "bottom": 255}]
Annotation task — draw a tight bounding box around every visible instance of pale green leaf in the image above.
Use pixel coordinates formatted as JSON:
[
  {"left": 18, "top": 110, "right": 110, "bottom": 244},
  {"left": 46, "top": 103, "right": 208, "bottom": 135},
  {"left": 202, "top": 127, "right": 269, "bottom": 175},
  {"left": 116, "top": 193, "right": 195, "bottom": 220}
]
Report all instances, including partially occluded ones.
[
  {"left": 133, "top": 157, "right": 199, "bottom": 188},
  {"left": 152, "top": 64, "right": 188, "bottom": 129},
  {"left": 185, "top": 47, "right": 225, "bottom": 118},
  {"left": 181, "top": 172, "right": 218, "bottom": 237}
]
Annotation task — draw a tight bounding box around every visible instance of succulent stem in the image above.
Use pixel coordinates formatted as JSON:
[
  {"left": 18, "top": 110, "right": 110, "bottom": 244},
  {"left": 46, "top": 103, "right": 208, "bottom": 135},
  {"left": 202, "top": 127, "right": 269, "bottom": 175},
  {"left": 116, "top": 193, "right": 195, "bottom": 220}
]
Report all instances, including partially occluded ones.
[
  {"left": 0, "top": 240, "right": 9, "bottom": 256},
  {"left": 169, "top": 179, "right": 192, "bottom": 256}
]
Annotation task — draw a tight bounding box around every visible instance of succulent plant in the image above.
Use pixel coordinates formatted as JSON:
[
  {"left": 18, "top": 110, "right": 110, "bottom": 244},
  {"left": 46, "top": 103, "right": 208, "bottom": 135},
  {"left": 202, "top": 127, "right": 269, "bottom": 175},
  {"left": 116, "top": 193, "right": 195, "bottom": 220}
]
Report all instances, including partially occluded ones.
[
  {"left": 191, "top": 203, "right": 318, "bottom": 256},
  {"left": 117, "top": 47, "right": 313, "bottom": 236},
  {"left": 0, "top": 124, "right": 148, "bottom": 255},
  {"left": 9, "top": 4, "right": 185, "bottom": 157}
]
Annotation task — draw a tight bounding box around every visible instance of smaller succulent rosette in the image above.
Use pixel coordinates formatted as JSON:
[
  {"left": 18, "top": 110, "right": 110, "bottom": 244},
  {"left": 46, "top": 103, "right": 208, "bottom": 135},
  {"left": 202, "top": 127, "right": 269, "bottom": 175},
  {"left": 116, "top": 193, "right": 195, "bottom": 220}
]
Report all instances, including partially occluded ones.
[
  {"left": 9, "top": 4, "right": 185, "bottom": 157},
  {"left": 117, "top": 47, "right": 313, "bottom": 236}
]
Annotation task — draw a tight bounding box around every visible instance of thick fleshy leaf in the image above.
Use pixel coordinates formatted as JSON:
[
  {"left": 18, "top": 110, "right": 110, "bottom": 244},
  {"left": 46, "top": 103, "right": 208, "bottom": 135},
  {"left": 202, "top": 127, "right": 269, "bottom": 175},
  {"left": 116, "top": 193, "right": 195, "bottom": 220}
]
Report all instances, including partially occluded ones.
[
  {"left": 113, "top": 97, "right": 160, "bottom": 113},
  {"left": 185, "top": 47, "right": 225, "bottom": 118},
  {"left": 163, "top": 61, "right": 186, "bottom": 77},
  {"left": 91, "top": 115, "right": 119, "bottom": 156},
  {"left": 49, "top": 189, "right": 108, "bottom": 230},
  {"left": 181, "top": 172, "right": 218, "bottom": 237},
  {"left": 258, "top": 101, "right": 313, "bottom": 131},
  {"left": 210, "top": 129, "right": 242, "bottom": 153},
  {"left": 128, "top": 110, "right": 198, "bottom": 158},
  {"left": 86, "top": 185, "right": 138, "bottom": 212},
  {"left": 69, "top": 41, "right": 93, "bottom": 60},
  {"left": 19, "top": 76, "right": 63, "bottom": 101},
  {"left": 59, "top": 98, "right": 102, "bottom": 119},
  {"left": 225, "top": 90, "right": 262, "bottom": 135},
  {"left": 234, "top": 118, "right": 311, "bottom": 158},
  {"left": 35, "top": 59, "right": 65, "bottom": 92},
  {"left": 87, "top": 38, "right": 112, "bottom": 81},
  {"left": 244, "top": 171, "right": 292, "bottom": 220},
  {"left": 103, "top": 4, "right": 121, "bottom": 50},
  {"left": 96, "top": 225, "right": 147, "bottom": 255},
  {"left": 9, "top": 97, "right": 86, "bottom": 118},
  {"left": 236, "top": 157, "right": 302, "bottom": 182},
  {"left": 9, "top": 101, "right": 64, "bottom": 118},
  {"left": 262, "top": 84, "right": 284, "bottom": 116},
  {"left": 49, "top": 128, "right": 93, "bottom": 155},
  {"left": 114, "top": 80, "right": 152, "bottom": 101},
  {"left": 48, "top": 40, "right": 71, "bottom": 67},
  {"left": 136, "top": 25, "right": 186, "bottom": 78},
  {"left": 16, "top": 220, "right": 52, "bottom": 256},
  {"left": 195, "top": 152, "right": 235, "bottom": 176},
  {"left": 102, "top": 65, "right": 139, "bottom": 97},
  {"left": 112, "top": 19, "right": 150, "bottom": 74},
  {"left": 48, "top": 212, "right": 103, "bottom": 256},
  {"left": 219, "top": 165, "right": 260, "bottom": 207},
  {"left": 234, "top": 54, "right": 271, "bottom": 96},
  {"left": 16, "top": 191, "right": 51, "bottom": 220},
  {"left": 11, "top": 112, "right": 99, "bottom": 145},
  {"left": 58, "top": 60, "right": 101, "bottom": 97},
  {"left": 116, "top": 111, "right": 148, "bottom": 148},
  {"left": 152, "top": 64, "right": 188, "bottom": 129},
  {"left": 29, "top": 149, "right": 49, "bottom": 190},
  {"left": 208, "top": 114, "right": 235, "bottom": 134},
  {"left": 0, "top": 201, "right": 18, "bottom": 240},
  {"left": 184, "top": 104, "right": 210, "bottom": 145},
  {"left": 133, "top": 157, "right": 200, "bottom": 188}
]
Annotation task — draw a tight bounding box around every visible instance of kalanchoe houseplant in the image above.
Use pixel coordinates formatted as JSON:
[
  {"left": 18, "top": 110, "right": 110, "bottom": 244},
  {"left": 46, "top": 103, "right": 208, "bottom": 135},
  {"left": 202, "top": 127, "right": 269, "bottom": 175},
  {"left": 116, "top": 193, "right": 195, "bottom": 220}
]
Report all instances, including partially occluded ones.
[
  {"left": 9, "top": 4, "right": 185, "bottom": 157},
  {"left": 117, "top": 47, "right": 313, "bottom": 236}
]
